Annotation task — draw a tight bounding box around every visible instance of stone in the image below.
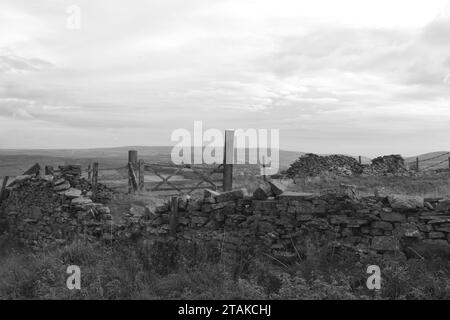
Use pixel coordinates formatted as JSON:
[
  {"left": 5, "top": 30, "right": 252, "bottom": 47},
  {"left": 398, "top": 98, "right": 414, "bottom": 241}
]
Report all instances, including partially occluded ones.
[
  {"left": 42, "top": 175, "right": 54, "bottom": 182},
  {"left": 329, "top": 215, "right": 349, "bottom": 224},
  {"left": 374, "top": 187, "right": 389, "bottom": 198},
  {"left": 347, "top": 219, "right": 369, "bottom": 227},
  {"left": 31, "top": 206, "right": 42, "bottom": 219},
  {"left": 435, "top": 226, "right": 450, "bottom": 233},
  {"left": 277, "top": 192, "right": 317, "bottom": 201},
  {"left": 380, "top": 212, "right": 406, "bottom": 222},
  {"left": 252, "top": 200, "right": 278, "bottom": 211},
  {"left": 428, "top": 218, "right": 450, "bottom": 224},
  {"left": 178, "top": 217, "right": 189, "bottom": 225},
  {"left": 429, "top": 232, "right": 445, "bottom": 239},
  {"left": 423, "top": 239, "right": 449, "bottom": 246},
  {"left": 64, "top": 188, "right": 82, "bottom": 198},
  {"left": 293, "top": 201, "right": 314, "bottom": 215},
  {"left": 435, "top": 199, "right": 450, "bottom": 212},
  {"left": 130, "top": 204, "right": 146, "bottom": 217},
  {"left": 258, "top": 221, "right": 275, "bottom": 233},
  {"left": 97, "top": 206, "right": 110, "bottom": 215},
  {"left": 187, "top": 200, "right": 201, "bottom": 211},
  {"left": 371, "top": 236, "right": 399, "bottom": 251},
  {"left": 191, "top": 216, "right": 208, "bottom": 225},
  {"left": 253, "top": 182, "right": 273, "bottom": 200},
  {"left": 178, "top": 195, "right": 191, "bottom": 210},
  {"left": 419, "top": 214, "right": 450, "bottom": 221},
  {"left": 214, "top": 189, "right": 246, "bottom": 203},
  {"left": 102, "top": 233, "right": 113, "bottom": 241},
  {"left": 204, "top": 189, "right": 220, "bottom": 201},
  {"left": 296, "top": 214, "right": 313, "bottom": 222},
  {"left": 12, "top": 175, "right": 33, "bottom": 184},
  {"left": 270, "top": 243, "right": 284, "bottom": 250},
  {"left": 394, "top": 223, "right": 420, "bottom": 238},
  {"left": 424, "top": 202, "right": 434, "bottom": 210},
  {"left": 337, "top": 183, "right": 357, "bottom": 199},
  {"left": 53, "top": 181, "right": 71, "bottom": 192},
  {"left": 71, "top": 196, "right": 93, "bottom": 206},
  {"left": 418, "top": 224, "right": 433, "bottom": 232},
  {"left": 372, "top": 221, "right": 393, "bottom": 231},
  {"left": 53, "top": 178, "right": 66, "bottom": 186},
  {"left": 268, "top": 180, "right": 287, "bottom": 196},
  {"left": 387, "top": 195, "right": 424, "bottom": 211}
]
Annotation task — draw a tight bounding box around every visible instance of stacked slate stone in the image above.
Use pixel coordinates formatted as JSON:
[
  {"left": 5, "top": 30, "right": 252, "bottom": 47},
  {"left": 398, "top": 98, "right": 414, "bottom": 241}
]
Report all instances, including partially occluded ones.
[
  {"left": 285, "top": 153, "right": 412, "bottom": 178},
  {"left": 0, "top": 170, "right": 113, "bottom": 248},
  {"left": 285, "top": 153, "right": 364, "bottom": 178},
  {"left": 369, "top": 155, "right": 409, "bottom": 176}
]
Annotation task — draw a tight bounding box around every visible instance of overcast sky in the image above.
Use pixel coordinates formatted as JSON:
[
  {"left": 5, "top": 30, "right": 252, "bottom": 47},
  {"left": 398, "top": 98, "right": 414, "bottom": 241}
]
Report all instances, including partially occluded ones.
[{"left": 1, "top": 0, "right": 450, "bottom": 157}]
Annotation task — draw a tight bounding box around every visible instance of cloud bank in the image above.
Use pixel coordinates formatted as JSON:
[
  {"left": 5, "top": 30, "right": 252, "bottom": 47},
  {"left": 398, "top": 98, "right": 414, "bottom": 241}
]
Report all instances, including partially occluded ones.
[{"left": 1, "top": 0, "right": 450, "bottom": 156}]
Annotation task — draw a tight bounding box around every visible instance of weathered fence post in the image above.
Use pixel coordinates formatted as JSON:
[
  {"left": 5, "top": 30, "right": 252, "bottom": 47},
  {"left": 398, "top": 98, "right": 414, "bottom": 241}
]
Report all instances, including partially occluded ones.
[
  {"left": 358, "top": 156, "right": 362, "bottom": 164},
  {"left": 416, "top": 157, "right": 419, "bottom": 171},
  {"left": 223, "top": 130, "right": 234, "bottom": 191},
  {"left": 138, "top": 160, "right": 145, "bottom": 191},
  {"left": 262, "top": 155, "right": 267, "bottom": 181},
  {"left": 169, "top": 196, "right": 179, "bottom": 237},
  {"left": 448, "top": 157, "right": 450, "bottom": 169},
  {"left": 45, "top": 165, "right": 54, "bottom": 175},
  {"left": 92, "top": 162, "right": 99, "bottom": 198},
  {"left": 87, "top": 164, "right": 92, "bottom": 181},
  {"left": 0, "top": 176, "right": 9, "bottom": 202},
  {"left": 128, "top": 150, "right": 138, "bottom": 193}
]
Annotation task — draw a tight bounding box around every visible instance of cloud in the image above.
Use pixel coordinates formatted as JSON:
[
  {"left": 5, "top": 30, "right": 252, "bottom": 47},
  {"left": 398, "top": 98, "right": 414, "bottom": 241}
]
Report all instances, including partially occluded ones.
[
  {"left": 0, "top": 0, "right": 450, "bottom": 155},
  {"left": 0, "top": 49, "right": 53, "bottom": 73}
]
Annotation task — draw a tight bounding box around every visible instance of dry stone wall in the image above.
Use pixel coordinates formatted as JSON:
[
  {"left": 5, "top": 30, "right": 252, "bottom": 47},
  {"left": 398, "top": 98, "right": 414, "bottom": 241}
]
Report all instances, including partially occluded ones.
[
  {"left": 1, "top": 173, "right": 450, "bottom": 257},
  {"left": 136, "top": 189, "right": 450, "bottom": 257},
  {"left": 0, "top": 171, "right": 113, "bottom": 248}
]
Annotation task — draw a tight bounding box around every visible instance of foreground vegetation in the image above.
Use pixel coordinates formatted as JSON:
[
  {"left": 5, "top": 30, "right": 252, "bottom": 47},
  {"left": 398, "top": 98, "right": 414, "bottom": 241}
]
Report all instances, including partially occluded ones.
[{"left": 0, "top": 235, "right": 448, "bottom": 300}]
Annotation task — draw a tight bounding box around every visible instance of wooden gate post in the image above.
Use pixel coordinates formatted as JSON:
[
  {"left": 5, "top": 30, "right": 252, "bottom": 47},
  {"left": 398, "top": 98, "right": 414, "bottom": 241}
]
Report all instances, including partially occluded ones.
[
  {"left": 0, "top": 176, "right": 9, "bottom": 202},
  {"left": 138, "top": 160, "right": 145, "bottom": 191},
  {"left": 92, "top": 162, "right": 99, "bottom": 198},
  {"left": 416, "top": 157, "right": 419, "bottom": 171},
  {"left": 223, "top": 130, "right": 234, "bottom": 191},
  {"left": 358, "top": 156, "right": 362, "bottom": 164},
  {"left": 128, "top": 150, "right": 138, "bottom": 193},
  {"left": 169, "top": 196, "right": 179, "bottom": 237},
  {"left": 448, "top": 157, "right": 450, "bottom": 169}
]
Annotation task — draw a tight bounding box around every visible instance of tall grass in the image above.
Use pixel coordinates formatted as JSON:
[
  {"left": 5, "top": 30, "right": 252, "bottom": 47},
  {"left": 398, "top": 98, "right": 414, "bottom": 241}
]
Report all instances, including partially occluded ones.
[{"left": 0, "top": 235, "right": 448, "bottom": 300}]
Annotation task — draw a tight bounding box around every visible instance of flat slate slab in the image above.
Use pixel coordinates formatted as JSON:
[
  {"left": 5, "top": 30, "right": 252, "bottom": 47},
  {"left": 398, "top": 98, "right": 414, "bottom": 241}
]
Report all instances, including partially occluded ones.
[
  {"left": 277, "top": 191, "right": 318, "bottom": 201},
  {"left": 63, "top": 188, "right": 82, "bottom": 198}
]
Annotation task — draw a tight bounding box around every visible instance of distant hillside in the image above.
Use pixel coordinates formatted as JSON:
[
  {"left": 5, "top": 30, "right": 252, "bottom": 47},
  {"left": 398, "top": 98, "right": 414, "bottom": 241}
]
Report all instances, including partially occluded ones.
[
  {"left": 9, "top": 146, "right": 441, "bottom": 178},
  {"left": 0, "top": 146, "right": 305, "bottom": 177}
]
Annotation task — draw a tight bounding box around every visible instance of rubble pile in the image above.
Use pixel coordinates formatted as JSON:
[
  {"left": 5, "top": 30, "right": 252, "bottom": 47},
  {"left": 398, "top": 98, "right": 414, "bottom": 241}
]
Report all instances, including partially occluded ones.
[
  {"left": 285, "top": 153, "right": 364, "bottom": 178},
  {"left": 369, "top": 155, "right": 408, "bottom": 175},
  {"left": 286, "top": 153, "right": 411, "bottom": 178}
]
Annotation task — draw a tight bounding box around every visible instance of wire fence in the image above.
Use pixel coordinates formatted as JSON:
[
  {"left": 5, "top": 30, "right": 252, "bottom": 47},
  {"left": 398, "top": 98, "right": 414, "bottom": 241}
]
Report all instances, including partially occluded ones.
[{"left": 407, "top": 152, "right": 450, "bottom": 171}]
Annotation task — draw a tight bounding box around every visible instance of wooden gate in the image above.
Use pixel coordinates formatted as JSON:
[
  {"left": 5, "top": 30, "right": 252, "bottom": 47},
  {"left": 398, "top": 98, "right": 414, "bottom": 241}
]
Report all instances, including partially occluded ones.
[
  {"left": 143, "top": 162, "right": 224, "bottom": 194},
  {"left": 127, "top": 130, "right": 234, "bottom": 195}
]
